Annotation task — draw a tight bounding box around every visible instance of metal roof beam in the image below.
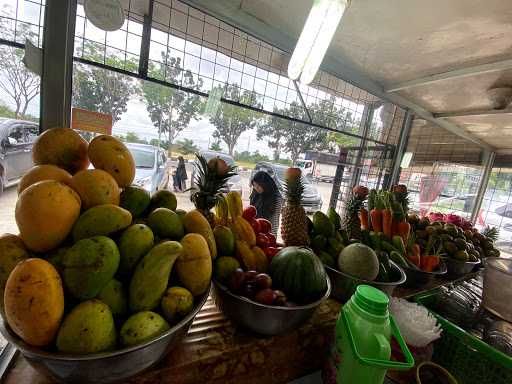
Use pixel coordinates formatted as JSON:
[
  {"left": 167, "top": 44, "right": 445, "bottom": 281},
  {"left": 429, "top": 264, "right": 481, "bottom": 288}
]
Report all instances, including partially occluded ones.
[
  {"left": 385, "top": 58, "right": 512, "bottom": 93},
  {"left": 435, "top": 108, "right": 512, "bottom": 118}
]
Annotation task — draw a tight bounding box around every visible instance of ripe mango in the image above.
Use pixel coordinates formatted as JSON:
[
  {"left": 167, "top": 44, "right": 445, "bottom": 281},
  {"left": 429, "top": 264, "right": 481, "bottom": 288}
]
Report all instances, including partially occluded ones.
[
  {"left": 4, "top": 259, "right": 64, "bottom": 346},
  {"left": 149, "top": 190, "right": 177, "bottom": 212},
  {"left": 97, "top": 279, "right": 127, "bottom": 317},
  {"left": 120, "top": 311, "right": 169, "bottom": 347},
  {"left": 16, "top": 180, "right": 81, "bottom": 252},
  {"left": 0, "top": 234, "right": 29, "bottom": 311},
  {"left": 183, "top": 210, "right": 217, "bottom": 259},
  {"left": 129, "top": 241, "right": 182, "bottom": 312},
  {"left": 18, "top": 164, "right": 72, "bottom": 194},
  {"left": 147, "top": 208, "right": 184, "bottom": 239},
  {"left": 63, "top": 236, "right": 120, "bottom": 300},
  {"left": 213, "top": 225, "right": 235, "bottom": 256},
  {"left": 72, "top": 204, "right": 132, "bottom": 242},
  {"left": 118, "top": 224, "right": 154, "bottom": 274},
  {"left": 32, "top": 127, "right": 89, "bottom": 174},
  {"left": 230, "top": 217, "right": 256, "bottom": 246},
  {"left": 88, "top": 135, "right": 135, "bottom": 187},
  {"left": 177, "top": 234, "right": 212, "bottom": 296},
  {"left": 70, "top": 169, "right": 120, "bottom": 210},
  {"left": 56, "top": 299, "right": 116, "bottom": 354},
  {"left": 120, "top": 186, "right": 150, "bottom": 218},
  {"left": 161, "top": 287, "right": 194, "bottom": 324}
]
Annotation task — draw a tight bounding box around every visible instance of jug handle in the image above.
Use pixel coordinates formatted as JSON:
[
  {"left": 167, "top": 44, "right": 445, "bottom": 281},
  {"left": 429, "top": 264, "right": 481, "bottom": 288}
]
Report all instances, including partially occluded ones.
[{"left": 341, "top": 310, "right": 415, "bottom": 370}]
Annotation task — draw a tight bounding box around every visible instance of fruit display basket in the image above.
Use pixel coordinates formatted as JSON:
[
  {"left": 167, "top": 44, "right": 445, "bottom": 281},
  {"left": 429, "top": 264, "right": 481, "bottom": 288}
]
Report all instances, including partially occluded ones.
[
  {"left": 444, "top": 257, "right": 480, "bottom": 277},
  {"left": 401, "top": 260, "right": 447, "bottom": 288},
  {"left": 324, "top": 260, "right": 406, "bottom": 302},
  {"left": 212, "top": 276, "right": 331, "bottom": 336},
  {"left": 0, "top": 284, "right": 211, "bottom": 383},
  {"left": 413, "top": 286, "right": 512, "bottom": 384}
]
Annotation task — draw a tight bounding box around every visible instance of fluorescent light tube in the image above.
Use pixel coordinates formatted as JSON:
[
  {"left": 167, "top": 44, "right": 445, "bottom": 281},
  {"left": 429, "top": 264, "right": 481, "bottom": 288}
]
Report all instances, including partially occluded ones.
[{"left": 288, "top": 0, "right": 348, "bottom": 85}]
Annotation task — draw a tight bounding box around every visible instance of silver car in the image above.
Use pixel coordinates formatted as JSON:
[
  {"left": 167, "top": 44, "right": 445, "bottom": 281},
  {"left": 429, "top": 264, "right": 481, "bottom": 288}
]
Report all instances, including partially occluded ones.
[{"left": 126, "top": 143, "right": 170, "bottom": 193}]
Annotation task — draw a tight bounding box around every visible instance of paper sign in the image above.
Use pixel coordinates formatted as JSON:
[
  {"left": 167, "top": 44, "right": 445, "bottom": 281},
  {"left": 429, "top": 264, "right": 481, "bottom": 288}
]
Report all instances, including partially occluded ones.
[
  {"left": 72, "top": 108, "right": 113, "bottom": 135},
  {"left": 84, "top": 0, "right": 125, "bottom": 31},
  {"left": 23, "top": 40, "right": 42, "bottom": 76}
]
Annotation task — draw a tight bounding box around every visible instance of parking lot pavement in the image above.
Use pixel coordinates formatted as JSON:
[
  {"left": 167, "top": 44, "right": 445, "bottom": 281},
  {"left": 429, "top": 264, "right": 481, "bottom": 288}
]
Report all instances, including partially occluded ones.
[{"left": 0, "top": 186, "right": 17, "bottom": 235}]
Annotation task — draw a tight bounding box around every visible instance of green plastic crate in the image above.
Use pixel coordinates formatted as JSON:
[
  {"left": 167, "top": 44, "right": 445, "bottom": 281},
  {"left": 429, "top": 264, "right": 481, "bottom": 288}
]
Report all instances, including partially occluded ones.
[{"left": 414, "top": 291, "right": 512, "bottom": 384}]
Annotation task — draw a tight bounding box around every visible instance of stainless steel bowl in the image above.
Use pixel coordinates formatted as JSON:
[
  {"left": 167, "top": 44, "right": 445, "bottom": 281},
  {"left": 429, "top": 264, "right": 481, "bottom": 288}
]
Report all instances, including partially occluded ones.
[
  {"left": 444, "top": 257, "right": 480, "bottom": 277},
  {"left": 213, "top": 276, "right": 331, "bottom": 336},
  {"left": 325, "top": 260, "right": 406, "bottom": 303},
  {"left": 402, "top": 260, "right": 447, "bottom": 288},
  {"left": 0, "top": 284, "right": 211, "bottom": 384}
]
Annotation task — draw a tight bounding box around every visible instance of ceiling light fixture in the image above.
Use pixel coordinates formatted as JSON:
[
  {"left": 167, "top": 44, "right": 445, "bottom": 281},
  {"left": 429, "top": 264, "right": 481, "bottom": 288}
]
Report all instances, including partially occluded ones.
[{"left": 288, "top": 0, "right": 349, "bottom": 85}]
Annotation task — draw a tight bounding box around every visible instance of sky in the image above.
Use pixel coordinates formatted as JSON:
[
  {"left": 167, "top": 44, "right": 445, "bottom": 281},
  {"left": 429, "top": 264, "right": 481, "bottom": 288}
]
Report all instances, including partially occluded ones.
[{"left": 0, "top": 0, "right": 380, "bottom": 158}]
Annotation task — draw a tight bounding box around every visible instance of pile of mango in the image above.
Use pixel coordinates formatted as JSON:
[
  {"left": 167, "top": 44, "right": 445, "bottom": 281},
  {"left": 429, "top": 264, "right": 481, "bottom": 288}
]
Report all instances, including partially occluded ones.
[{"left": 0, "top": 127, "right": 213, "bottom": 354}]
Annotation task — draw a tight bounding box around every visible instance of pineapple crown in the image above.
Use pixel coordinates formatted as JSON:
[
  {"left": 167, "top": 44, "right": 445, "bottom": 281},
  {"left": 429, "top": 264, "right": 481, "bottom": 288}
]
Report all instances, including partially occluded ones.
[
  {"left": 481, "top": 225, "right": 499, "bottom": 242},
  {"left": 284, "top": 168, "right": 304, "bottom": 205}
]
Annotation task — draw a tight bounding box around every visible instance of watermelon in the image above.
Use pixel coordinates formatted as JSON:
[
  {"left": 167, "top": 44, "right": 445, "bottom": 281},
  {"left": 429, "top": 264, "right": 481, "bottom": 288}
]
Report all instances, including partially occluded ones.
[{"left": 269, "top": 246, "right": 327, "bottom": 304}]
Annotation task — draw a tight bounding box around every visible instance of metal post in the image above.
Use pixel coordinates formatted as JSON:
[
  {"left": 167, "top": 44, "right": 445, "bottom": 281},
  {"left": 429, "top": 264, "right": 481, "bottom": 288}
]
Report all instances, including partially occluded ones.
[
  {"left": 138, "top": 0, "right": 154, "bottom": 78},
  {"left": 389, "top": 110, "right": 413, "bottom": 186},
  {"left": 471, "top": 150, "right": 495, "bottom": 223},
  {"left": 350, "top": 103, "right": 375, "bottom": 188},
  {"left": 40, "top": 0, "right": 77, "bottom": 131},
  {"left": 329, "top": 149, "right": 348, "bottom": 209}
]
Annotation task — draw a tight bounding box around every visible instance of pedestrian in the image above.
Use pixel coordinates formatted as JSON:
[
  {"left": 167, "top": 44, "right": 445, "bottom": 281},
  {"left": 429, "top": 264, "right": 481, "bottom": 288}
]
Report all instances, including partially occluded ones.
[
  {"left": 176, "top": 156, "right": 188, "bottom": 192},
  {"left": 250, "top": 171, "right": 282, "bottom": 236}
]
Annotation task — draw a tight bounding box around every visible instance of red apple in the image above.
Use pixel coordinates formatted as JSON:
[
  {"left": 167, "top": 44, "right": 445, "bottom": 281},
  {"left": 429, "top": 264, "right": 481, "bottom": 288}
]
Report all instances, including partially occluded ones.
[
  {"left": 256, "top": 233, "right": 270, "bottom": 248},
  {"left": 257, "top": 218, "right": 272, "bottom": 233},
  {"left": 242, "top": 206, "right": 257, "bottom": 220},
  {"left": 266, "top": 233, "right": 277, "bottom": 246},
  {"left": 249, "top": 218, "right": 261, "bottom": 234}
]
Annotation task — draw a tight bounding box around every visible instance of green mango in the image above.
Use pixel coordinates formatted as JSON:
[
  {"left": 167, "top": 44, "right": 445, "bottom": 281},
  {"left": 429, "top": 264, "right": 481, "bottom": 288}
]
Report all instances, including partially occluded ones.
[
  {"left": 56, "top": 300, "right": 116, "bottom": 354},
  {"left": 313, "top": 211, "right": 335, "bottom": 237},
  {"left": 72, "top": 204, "right": 132, "bottom": 242},
  {"left": 311, "top": 234, "right": 327, "bottom": 252},
  {"left": 96, "top": 279, "right": 128, "bottom": 317},
  {"left": 318, "top": 251, "right": 335, "bottom": 267},
  {"left": 63, "top": 236, "right": 120, "bottom": 300},
  {"left": 147, "top": 208, "right": 184, "bottom": 240},
  {"left": 213, "top": 226, "right": 235, "bottom": 256},
  {"left": 129, "top": 241, "right": 182, "bottom": 312},
  {"left": 327, "top": 207, "right": 342, "bottom": 231},
  {"left": 120, "top": 186, "right": 151, "bottom": 218},
  {"left": 149, "top": 190, "right": 177, "bottom": 212},
  {"left": 118, "top": 224, "right": 154, "bottom": 274},
  {"left": 120, "top": 311, "right": 169, "bottom": 347}
]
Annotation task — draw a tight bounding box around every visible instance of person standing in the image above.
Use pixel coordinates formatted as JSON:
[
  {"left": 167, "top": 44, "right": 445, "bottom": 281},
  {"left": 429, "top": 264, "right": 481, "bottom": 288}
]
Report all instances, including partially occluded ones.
[
  {"left": 176, "top": 156, "right": 188, "bottom": 192},
  {"left": 249, "top": 171, "right": 282, "bottom": 235}
]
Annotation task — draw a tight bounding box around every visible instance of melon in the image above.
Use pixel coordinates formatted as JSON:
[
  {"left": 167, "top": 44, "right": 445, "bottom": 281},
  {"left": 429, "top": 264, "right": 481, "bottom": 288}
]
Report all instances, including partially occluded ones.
[{"left": 337, "top": 243, "right": 379, "bottom": 281}]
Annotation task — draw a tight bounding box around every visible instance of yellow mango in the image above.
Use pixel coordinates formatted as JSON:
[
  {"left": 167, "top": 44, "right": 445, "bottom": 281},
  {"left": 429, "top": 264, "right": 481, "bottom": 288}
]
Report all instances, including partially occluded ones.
[
  {"left": 230, "top": 217, "right": 256, "bottom": 246},
  {"left": 0, "top": 234, "right": 29, "bottom": 311},
  {"left": 18, "top": 164, "right": 72, "bottom": 194},
  {"left": 70, "top": 169, "right": 120, "bottom": 210},
  {"left": 183, "top": 210, "right": 217, "bottom": 259},
  {"left": 177, "top": 234, "right": 212, "bottom": 296}
]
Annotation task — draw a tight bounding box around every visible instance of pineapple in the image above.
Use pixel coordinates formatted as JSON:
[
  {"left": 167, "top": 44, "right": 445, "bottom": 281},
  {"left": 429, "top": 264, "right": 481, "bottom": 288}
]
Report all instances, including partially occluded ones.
[
  {"left": 281, "top": 168, "right": 310, "bottom": 246},
  {"left": 342, "top": 186, "right": 369, "bottom": 240},
  {"left": 190, "top": 154, "right": 236, "bottom": 223},
  {"left": 481, "top": 225, "right": 499, "bottom": 243}
]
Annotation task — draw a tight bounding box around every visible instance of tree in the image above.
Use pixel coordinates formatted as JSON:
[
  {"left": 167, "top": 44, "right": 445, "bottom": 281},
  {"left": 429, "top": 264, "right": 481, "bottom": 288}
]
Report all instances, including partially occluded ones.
[
  {"left": 175, "top": 138, "right": 199, "bottom": 155},
  {"left": 257, "top": 109, "right": 288, "bottom": 161},
  {"left": 0, "top": 18, "right": 40, "bottom": 119},
  {"left": 117, "top": 132, "right": 148, "bottom": 144},
  {"left": 141, "top": 54, "right": 203, "bottom": 156},
  {"left": 210, "top": 84, "right": 262, "bottom": 156},
  {"left": 209, "top": 139, "right": 222, "bottom": 151}
]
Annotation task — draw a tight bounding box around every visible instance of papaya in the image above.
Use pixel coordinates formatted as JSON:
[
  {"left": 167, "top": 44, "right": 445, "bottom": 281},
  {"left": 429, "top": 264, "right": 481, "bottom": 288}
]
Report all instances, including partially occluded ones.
[
  {"left": 213, "top": 225, "right": 235, "bottom": 256},
  {"left": 147, "top": 208, "right": 184, "bottom": 239},
  {"left": 72, "top": 204, "right": 132, "bottom": 241},
  {"left": 56, "top": 299, "right": 116, "bottom": 354},
  {"left": 177, "top": 234, "right": 212, "bottom": 296},
  {"left": 149, "top": 190, "right": 177, "bottom": 212},
  {"left": 18, "top": 164, "right": 72, "bottom": 194},
  {"left": 32, "top": 127, "right": 89, "bottom": 174},
  {"left": 16, "top": 180, "right": 81, "bottom": 252},
  {"left": 70, "top": 169, "right": 120, "bottom": 210},
  {"left": 120, "top": 185, "right": 150, "bottom": 218},
  {"left": 0, "top": 234, "right": 29, "bottom": 311},
  {"left": 230, "top": 217, "right": 256, "bottom": 246},
  {"left": 183, "top": 210, "right": 217, "bottom": 259},
  {"left": 129, "top": 241, "right": 182, "bottom": 312},
  {"left": 120, "top": 311, "right": 169, "bottom": 347},
  {"left": 226, "top": 191, "right": 243, "bottom": 218},
  {"left": 88, "top": 135, "right": 135, "bottom": 187},
  {"left": 63, "top": 236, "right": 120, "bottom": 299},
  {"left": 4, "top": 259, "right": 64, "bottom": 346},
  {"left": 118, "top": 224, "right": 154, "bottom": 274}
]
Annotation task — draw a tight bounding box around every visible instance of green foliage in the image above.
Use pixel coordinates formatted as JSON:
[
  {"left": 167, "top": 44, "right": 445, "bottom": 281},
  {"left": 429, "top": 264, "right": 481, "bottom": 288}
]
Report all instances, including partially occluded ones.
[
  {"left": 209, "top": 139, "right": 222, "bottom": 151},
  {"left": 175, "top": 138, "right": 199, "bottom": 155},
  {"left": 141, "top": 54, "right": 203, "bottom": 155},
  {"left": 234, "top": 150, "right": 270, "bottom": 164},
  {"left": 116, "top": 132, "right": 148, "bottom": 144},
  {"left": 209, "top": 84, "right": 262, "bottom": 156}
]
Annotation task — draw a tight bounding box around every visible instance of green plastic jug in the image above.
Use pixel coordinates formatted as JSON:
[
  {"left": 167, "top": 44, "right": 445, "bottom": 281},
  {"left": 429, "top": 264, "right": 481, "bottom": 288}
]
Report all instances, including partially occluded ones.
[{"left": 335, "top": 285, "right": 414, "bottom": 384}]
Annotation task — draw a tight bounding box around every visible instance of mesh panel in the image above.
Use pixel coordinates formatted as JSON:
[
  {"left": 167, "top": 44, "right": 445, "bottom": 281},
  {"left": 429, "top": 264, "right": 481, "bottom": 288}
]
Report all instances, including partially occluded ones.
[{"left": 0, "top": 0, "right": 46, "bottom": 47}]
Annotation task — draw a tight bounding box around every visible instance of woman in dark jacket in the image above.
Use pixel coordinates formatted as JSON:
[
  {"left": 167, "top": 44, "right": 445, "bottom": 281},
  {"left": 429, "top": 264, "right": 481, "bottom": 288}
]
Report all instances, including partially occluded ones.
[
  {"left": 249, "top": 171, "right": 282, "bottom": 235},
  {"left": 175, "top": 156, "right": 188, "bottom": 192}
]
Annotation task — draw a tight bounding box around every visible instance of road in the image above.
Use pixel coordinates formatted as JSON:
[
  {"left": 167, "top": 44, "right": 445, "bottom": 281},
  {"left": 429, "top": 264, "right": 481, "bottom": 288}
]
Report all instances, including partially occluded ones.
[{"left": 0, "top": 186, "right": 17, "bottom": 235}]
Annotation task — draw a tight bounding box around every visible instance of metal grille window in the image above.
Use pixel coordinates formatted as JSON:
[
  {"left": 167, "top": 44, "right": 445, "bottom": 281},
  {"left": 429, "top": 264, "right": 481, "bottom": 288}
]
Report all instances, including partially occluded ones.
[{"left": 0, "top": 0, "right": 45, "bottom": 47}]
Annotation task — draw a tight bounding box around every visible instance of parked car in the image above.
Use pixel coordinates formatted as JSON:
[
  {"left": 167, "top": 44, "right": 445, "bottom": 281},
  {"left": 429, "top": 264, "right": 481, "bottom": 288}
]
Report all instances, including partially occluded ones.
[
  {"left": 0, "top": 119, "right": 39, "bottom": 195},
  {"left": 191, "top": 150, "right": 243, "bottom": 195},
  {"left": 495, "top": 203, "right": 512, "bottom": 219},
  {"left": 251, "top": 162, "right": 323, "bottom": 213},
  {"left": 126, "top": 143, "right": 170, "bottom": 193}
]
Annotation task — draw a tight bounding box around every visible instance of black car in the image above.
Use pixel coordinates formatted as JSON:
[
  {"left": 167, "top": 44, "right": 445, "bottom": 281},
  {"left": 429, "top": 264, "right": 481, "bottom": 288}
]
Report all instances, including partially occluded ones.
[
  {"left": 191, "top": 150, "right": 243, "bottom": 194},
  {"left": 0, "top": 119, "right": 39, "bottom": 194},
  {"left": 251, "top": 162, "right": 323, "bottom": 213}
]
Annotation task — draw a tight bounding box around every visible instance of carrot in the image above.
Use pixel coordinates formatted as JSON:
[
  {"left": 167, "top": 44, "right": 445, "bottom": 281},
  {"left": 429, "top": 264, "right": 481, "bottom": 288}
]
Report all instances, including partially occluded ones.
[
  {"left": 392, "top": 220, "right": 399, "bottom": 237},
  {"left": 421, "top": 255, "right": 440, "bottom": 272},
  {"left": 360, "top": 208, "right": 369, "bottom": 230},
  {"left": 370, "top": 209, "right": 382, "bottom": 232},
  {"left": 407, "top": 243, "right": 421, "bottom": 267},
  {"left": 397, "top": 220, "right": 411, "bottom": 244},
  {"left": 382, "top": 208, "right": 393, "bottom": 238}
]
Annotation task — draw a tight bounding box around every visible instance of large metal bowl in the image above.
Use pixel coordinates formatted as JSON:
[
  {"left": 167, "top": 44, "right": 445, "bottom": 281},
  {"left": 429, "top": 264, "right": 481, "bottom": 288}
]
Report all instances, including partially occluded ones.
[
  {"left": 444, "top": 257, "right": 480, "bottom": 277},
  {"left": 213, "top": 276, "right": 331, "bottom": 336},
  {"left": 325, "top": 260, "right": 407, "bottom": 303},
  {"left": 402, "top": 260, "right": 447, "bottom": 288},
  {"left": 0, "top": 284, "right": 211, "bottom": 384}
]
